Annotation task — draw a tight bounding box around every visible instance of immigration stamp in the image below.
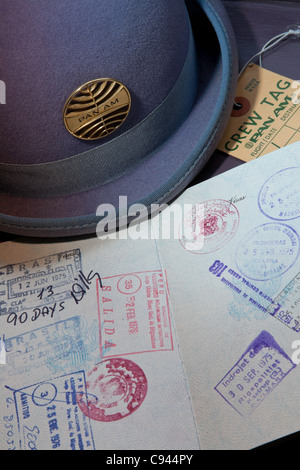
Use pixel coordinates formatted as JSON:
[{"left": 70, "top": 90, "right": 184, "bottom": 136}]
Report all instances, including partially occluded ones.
[
  {"left": 10, "top": 370, "right": 95, "bottom": 450},
  {"left": 3, "top": 316, "right": 100, "bottom": 380},
  {"left": 97, "top": 270, "right": 173, "bottom": 358},
  {"left": 258, "top": 167, "right": 300, "bottom": 221},
  {"left": 117, "top": 274, "right": 142, "bottom": 295},
  {"left": 267, "top": 271, "right": 300, "bottom": 332},
  {"left": 0, "top": 249, "right": 82, "bottom": 315},
  {"left": 77, "top": 358, "right": 147, "bottom": 422},
  {"left": 179, "top": 199, "right": 239, "bottom": 254},
  {"left": 215, "top": 331, "right": 296, "bottom": 417},
  {"left": 235, "top": 222, "right": 300, "bottom": 281},
  {"left": 0, "top": 334, "right": 5, "bottom": 364}
]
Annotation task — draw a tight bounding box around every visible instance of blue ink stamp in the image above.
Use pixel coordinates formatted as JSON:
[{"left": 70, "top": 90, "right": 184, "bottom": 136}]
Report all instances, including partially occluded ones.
[
  {"left": 227, "top": 276, "right": 283, "bottom": 323},
  {"left": 215, "top": 331, "right": 296, "bottom": 417},
  {"left": 0, "top": 249, "right": 82, "bottom": 316},
  {"left": 267, "top": 271, "right": 300, "bottom": 332},
  {"left": 258, "top": 167, "right": 300, "bottom": 221},
  {"left": 12, "top": 371, "right": 95, "bottom": 450},
  {"left": 3, "top": 316, "right": 100, "bottom": 379},
  {"left": 235, "top": 223, "right": 300, "bottom": 281}
]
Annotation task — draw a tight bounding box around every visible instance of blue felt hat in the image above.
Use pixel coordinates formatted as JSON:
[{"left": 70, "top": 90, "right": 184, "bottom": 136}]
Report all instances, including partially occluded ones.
[{"left": 0, "top": 0, "right": 238, "bottom": 237}]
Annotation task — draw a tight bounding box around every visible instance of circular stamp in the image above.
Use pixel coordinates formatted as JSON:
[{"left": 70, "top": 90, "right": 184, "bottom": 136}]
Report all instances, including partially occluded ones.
[
  {"left": 236, "top": 222, "right": 300, "bottom": 281},
  {"left": 117, "top": 274, "right": 142, "bottom": 295},
  {"left": 32, "top": 382, "right": 57, "bottom": 407},
  {"left": 179, "top": 199, "right": 239, "bottom": 254},
  {"left": 77, "top": 358, "right": 147, "bottom": 422},
  {"left": 258, "top": 167, "right": 300, "bottom": 221}
]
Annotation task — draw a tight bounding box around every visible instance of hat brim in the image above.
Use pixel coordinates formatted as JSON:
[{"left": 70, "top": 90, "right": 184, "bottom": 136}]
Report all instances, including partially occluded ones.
[{"left": 0, "top": 0, "right": 238, "bottom": 237}]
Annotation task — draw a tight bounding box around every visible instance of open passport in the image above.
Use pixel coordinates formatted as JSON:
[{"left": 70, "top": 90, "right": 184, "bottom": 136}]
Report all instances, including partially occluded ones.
[{"left": 1, "top": 141, "right": 300, "bottom": 450}]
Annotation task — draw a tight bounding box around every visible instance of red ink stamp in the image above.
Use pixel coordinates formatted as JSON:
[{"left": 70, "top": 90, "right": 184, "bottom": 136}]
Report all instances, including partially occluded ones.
[
  {"left": 180, "top": 199, "right": 239, "bottom": 254},
  {"left": 117, "top": 274, "right": 142, "bottom": 295},
  {"left": 78, "top": 358, "right": 148, "bottom": 422},
  {"left": 97, "top": 270, "right": 173, "bottom": 358}
]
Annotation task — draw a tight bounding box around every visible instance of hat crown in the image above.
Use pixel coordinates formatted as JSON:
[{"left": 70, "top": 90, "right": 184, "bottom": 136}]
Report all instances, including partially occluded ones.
[{"left": 0, "top": 0, "right": 190, "bottom": 164}]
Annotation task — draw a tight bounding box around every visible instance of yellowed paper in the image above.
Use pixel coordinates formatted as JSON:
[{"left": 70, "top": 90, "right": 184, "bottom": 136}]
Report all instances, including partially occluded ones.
[{"left": 218, "top": 64, "right": 300, "bottom": 162}]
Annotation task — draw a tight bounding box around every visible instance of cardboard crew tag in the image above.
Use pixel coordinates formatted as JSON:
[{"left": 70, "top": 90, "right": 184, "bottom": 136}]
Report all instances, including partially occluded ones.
[{"left": 218, "top": 64, "right": 300, "bottom": 162}]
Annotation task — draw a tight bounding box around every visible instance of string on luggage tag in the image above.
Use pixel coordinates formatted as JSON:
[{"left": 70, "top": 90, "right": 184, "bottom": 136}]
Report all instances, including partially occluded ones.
[{"left": 233, "top": 25, "right": 300, "bottom": 110}]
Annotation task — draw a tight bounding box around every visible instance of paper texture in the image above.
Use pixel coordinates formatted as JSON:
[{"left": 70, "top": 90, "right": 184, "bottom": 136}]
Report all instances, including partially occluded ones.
[
  {"left": 218, "top": 64, "right": 300, "bottom": 161},
  {"left": 0, "top": 239, "right": 199, "bottom": 450},
  {"left": 1, "top": 141, "right": 300, "bottom": 450}
]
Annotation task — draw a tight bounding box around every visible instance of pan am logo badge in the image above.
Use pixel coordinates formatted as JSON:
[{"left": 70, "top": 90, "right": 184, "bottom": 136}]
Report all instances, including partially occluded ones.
[{"left": 63, "top": 78, "right": 131, "bottom": 140}]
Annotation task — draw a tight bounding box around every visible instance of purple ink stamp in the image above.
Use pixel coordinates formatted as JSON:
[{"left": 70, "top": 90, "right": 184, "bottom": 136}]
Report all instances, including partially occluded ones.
[
  {"left": 215, "top": 331, "right": 296, "bottom": 417},
  {"left": 235, "top": 223, "right": 300, "bottom": 281},
  {"left": 258, "top": 167, "right": 300, "bottom": 221},
  {"left": 11, "top": 370, "right": 95, "bottom": 449}
]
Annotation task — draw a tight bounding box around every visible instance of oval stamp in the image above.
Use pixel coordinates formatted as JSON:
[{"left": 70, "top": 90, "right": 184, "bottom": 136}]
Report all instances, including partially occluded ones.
[
  {"left": 258, "top": 167, "right": 300, "bottom": 221},
  {"left": 77, "top": 358, "right": 147, "bottom": 422},
  {"left": 231, "top": 96, "right": 251, "bottom": 117},
  {"left": 179, "top": 199, "right": 239, "bottom": 254},
  {"left": 236, "top": 223, "right": 300, "bottom": 281}
]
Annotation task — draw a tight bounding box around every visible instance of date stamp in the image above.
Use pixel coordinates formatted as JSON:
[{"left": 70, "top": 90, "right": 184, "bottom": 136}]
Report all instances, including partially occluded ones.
[
  {"left": 267, "top": 271, "right": 300, "bottom": 332},
  {"left": 0, "top": 249, "right": 82, "bottom": 316},
  {"left": 215, "top": 331, "right": 295, "bottom": 417},
  {"left": 9, "top": 371, "right": 95, "bottom": 450},
  {"left": 77, "top": 358, "right": 147, "bottom": 422},
  {"left": 97, "top": 270, "right": 173, "bottom": 358},
  {"left": 179, "top": 199, "right": 239, "bottom": 254},
  {"left": 258, "top": 167, "right": 300, "bottom": 221}
]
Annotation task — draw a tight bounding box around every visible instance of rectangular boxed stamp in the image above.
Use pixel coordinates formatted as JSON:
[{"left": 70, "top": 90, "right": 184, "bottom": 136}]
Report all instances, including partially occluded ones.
[
  {"left": 215, "top": 331, "right": 296, "bottom": 416},
  {"left": 0, "top": 249, "right": 82, "bottom": 315},
  {"left": 97, "top": 270, "right": 173, "bottom": 358},
  {"left": 11, "top": 371, "right": 95, "bottom": 450}
]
